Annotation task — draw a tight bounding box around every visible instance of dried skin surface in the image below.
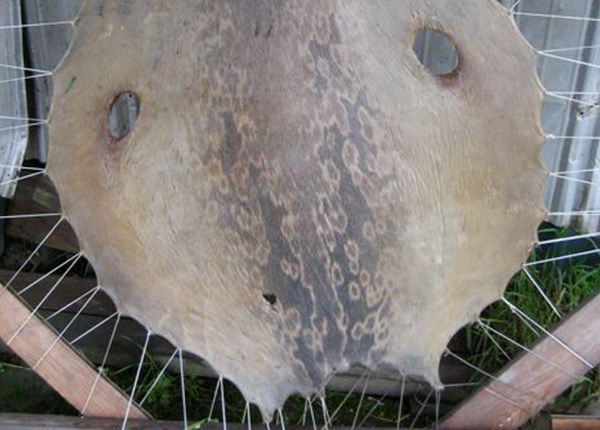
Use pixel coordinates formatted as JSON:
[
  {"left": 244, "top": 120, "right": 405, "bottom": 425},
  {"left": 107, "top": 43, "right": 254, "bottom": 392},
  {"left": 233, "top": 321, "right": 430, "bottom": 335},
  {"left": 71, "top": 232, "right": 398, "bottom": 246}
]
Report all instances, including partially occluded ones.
[{"left": 47, "top": 0, "right": 545, "bottom": 417}]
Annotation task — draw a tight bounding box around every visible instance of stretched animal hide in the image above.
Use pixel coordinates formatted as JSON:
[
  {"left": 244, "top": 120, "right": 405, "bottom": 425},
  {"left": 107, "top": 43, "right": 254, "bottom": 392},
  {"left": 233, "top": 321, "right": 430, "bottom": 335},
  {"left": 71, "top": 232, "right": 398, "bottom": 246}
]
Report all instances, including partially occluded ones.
[{"left": 48, "top": 0, "right": 545, "bottom": 418}]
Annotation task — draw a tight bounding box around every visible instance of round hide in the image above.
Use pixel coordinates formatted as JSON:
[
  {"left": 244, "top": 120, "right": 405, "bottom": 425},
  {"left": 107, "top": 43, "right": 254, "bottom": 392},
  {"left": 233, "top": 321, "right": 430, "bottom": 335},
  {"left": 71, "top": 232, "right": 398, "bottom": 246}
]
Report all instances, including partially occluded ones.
[{"left": 47, "top": 0, "right": 546, "bottom": 418}]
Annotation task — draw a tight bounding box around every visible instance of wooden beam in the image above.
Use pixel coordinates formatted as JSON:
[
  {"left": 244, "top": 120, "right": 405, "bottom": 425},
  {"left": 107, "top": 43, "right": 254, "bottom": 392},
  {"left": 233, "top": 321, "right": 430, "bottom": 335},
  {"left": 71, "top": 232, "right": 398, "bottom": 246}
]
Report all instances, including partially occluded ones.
[
  {"left": 0, "top": 286, "right": 148, "bottom": 420},
  {"left": 553, "top": 415, "right": 600, "bottom": 430},
  {"left": 0, "top": 414, "right": 174, "bottom": 430},
  {"left": 0, "top": 270, "right": 101, "bottom": 312},
  {"left": 0, "top": 414, "right": 416, "bottom": 430},
  {"left": 441, "top": 292, "right": 600, "bottom": 429},
  {"left": 5, "top": 174, "right": 79, "bottom": 253}
]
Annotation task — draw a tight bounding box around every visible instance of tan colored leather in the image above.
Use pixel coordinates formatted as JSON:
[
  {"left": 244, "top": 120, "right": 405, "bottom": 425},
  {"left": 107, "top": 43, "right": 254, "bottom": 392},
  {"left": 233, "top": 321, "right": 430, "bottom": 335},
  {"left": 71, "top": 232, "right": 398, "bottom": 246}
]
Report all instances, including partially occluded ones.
[{"left": 47, "top": 0, "right": 545, "bottom": 418}]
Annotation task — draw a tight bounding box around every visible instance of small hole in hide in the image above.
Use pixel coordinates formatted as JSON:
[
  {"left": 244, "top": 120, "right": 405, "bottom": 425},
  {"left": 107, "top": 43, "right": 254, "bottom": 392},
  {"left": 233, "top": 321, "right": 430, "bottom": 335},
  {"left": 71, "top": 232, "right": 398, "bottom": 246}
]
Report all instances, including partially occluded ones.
[
  {"left": 108, "top": 92, "right": 140, "bottom": 140},
  {"left": 412, "top": 30, "right": 459, "bottom": 76},
  {"left": 262, "top": 293, "right": 277, "bottom": 305}
]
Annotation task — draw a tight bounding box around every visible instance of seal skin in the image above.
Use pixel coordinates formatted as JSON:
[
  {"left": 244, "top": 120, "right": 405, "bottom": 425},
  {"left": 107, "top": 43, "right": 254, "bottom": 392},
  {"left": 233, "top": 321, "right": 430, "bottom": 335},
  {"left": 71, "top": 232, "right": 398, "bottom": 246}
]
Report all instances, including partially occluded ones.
[{"left": 47, "top": 0, "right": 546, "bottom": 418}]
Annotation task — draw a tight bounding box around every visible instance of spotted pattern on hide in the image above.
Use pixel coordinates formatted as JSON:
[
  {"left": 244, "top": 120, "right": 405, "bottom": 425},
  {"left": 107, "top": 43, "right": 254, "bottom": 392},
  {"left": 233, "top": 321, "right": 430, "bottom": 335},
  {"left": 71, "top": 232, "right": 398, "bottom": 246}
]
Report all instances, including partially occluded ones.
[{"left": 47, "top": 0, "right": 546, "bottom": 419}]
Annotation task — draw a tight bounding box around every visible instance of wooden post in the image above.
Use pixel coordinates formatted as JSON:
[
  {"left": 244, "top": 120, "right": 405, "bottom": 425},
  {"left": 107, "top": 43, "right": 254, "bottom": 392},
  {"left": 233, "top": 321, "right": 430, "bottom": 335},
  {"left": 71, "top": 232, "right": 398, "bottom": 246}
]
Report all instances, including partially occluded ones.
[
  {"left": 441, "top": 292, "right": 600, "bottom": 429},
  {"left": 0, "top": 286, "right": 148, "bottom": 420}
]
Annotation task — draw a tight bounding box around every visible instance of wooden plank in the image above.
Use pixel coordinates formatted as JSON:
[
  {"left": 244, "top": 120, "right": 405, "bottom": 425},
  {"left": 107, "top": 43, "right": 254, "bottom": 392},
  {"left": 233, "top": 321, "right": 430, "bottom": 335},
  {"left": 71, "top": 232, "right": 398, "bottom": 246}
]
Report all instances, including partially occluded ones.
[
  {"left": 553, "top": 415, "right": 600, "bottom": 430},
  {"left": 0, "top": 270, "right": 106, "bottom": 315},
  {"left": 0, "top": 414, "right": 417, "bottom": 430},
  {"left": 0, "top": 287, "right": 148, "bottom": 420},
  {"left": 5, "top": 174, "right": 79, "bottom": 253},
  {"left": 441, "top": 291, "right": 600, "bottom": 429},
  {"left": 0, "top": 0, "right": 29, "bottom": 198},
  {"left": 0, "top": 414, "right": 175, "bottom": 430}
]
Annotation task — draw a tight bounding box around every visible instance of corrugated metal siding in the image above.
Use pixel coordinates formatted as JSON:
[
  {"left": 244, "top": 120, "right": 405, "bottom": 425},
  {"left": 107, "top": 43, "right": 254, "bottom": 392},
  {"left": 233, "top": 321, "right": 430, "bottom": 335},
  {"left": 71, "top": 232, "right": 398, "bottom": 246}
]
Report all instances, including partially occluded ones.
[{"left": 0, "top": 0, "right": 29, "bottom": 198}]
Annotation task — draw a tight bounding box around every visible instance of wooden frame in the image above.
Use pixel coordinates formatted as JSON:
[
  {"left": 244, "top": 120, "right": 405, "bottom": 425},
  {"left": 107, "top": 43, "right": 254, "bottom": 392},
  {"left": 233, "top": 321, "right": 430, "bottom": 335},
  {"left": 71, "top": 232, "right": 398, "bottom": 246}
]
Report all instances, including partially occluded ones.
[{"left": 0, "top": 414, "right": 416, "bottom": 430}]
